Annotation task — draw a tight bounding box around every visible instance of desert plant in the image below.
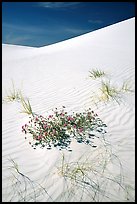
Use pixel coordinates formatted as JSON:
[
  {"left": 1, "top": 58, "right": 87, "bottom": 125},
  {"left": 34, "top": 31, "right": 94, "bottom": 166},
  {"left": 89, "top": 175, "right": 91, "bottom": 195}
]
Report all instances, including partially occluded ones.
[
  {"left": 89, "top": 69, "right": 105, "bottom": 79},
  {"left": 100, "top": 80, "right": 120, "bottom": 102},
  {"left": 57, "top": 145, "right": 135, "bottom": 202},
  {"left": 121, "top": 80, "right": 133, "bottom": 93},
  {"left": 91, "top": 79, "right": 134, "bottom": 106},
  {"left": 4, "top": 80, "right": 21, "bottom": 102},
  {"left": 22, "top": 106, "right": 107, "bottom": 150},
  {"left": 91, "top": 80, "right": 121, "bottom": 105},
  {"left": 6, "top": 158, "right": 53, "bottom": 202},
  {"left": 19, "top": 92, "right": 33, "bottom": 115}
]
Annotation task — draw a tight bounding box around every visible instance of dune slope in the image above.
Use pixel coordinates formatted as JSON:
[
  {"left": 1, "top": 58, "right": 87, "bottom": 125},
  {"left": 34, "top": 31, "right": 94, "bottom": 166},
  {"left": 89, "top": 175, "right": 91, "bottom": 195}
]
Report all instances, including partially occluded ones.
[{"left": 2, "top": 17, "right": 135, "bottom": 202}]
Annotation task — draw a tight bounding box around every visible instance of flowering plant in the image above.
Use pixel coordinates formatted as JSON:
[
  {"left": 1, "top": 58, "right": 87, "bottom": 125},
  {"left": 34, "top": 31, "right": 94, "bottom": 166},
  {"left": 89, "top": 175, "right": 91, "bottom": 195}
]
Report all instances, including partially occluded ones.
[{"left": 22, "top": 107, "right": 107, "bottom": 150}]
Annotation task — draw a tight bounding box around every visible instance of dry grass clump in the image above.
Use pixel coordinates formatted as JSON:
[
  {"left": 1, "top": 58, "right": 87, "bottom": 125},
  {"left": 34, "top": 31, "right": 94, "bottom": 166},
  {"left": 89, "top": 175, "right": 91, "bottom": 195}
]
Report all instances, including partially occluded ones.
[
  {"left": 89, "top": 69, "right": 106, "bottom": 79},
  {"left": 121, "top": 80, "right": 133, "bottom": 93},
  {"left": 89, "top": 68, "right": 134, "bottom": 105},
  {"left": 99, "top": 80, "right": 120, "bottom": 103},
  {"left": 4, "top": 80, "right": 21, "bottom": 102},
  {"left": 3, "top": 80, "right": 33, "bottom": 115},
  {"left": 19, "top": 92, "right": 33, "bottom": 115}
]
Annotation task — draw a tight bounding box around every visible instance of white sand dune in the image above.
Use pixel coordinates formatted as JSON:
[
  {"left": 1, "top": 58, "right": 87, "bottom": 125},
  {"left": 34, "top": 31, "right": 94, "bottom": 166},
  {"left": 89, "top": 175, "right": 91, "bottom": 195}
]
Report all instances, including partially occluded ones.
[{"left": 2, "top": 17, "right": 135, "bottom": 202}]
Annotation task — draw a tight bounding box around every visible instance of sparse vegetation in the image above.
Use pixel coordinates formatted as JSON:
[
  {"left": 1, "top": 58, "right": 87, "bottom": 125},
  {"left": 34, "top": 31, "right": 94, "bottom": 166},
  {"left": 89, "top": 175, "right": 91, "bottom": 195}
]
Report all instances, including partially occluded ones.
[
  {"left": 100, "top": 80, "right": 120, "bottom": 102},
  {"left": 89, "top": 68, "right": 134, "bottom": 105},
  {"left": 95, "top": 79, "right": 134, "bottom": 104},
  {"left": 91, "top": 80, "right": 122, "bottom": 105},
  {"left": 121, "top": 80, "right": 133, "bottom": 93},
  {"left": 3, "top": 80, "right": 33, "bottom": 115},
  {"left": 6, "top": 158, "right": 53, "bottom": 202},
  {"left": 56, "top": 146, "right": 135, "bottom": 202},
  {"left": 19, "top": 92, "right": 33, "bottom": 115},
  {"left": 2, "top": 69, "right": 134, "bottom": 202},
  {"left": 6, "top": 147, "right": 134, "bottom": 202},
  {"left": 4, "top": 80, "right": 21, "bottom": 102},
  {"left": 89, "top": 69, "right": 105, "bottom": 79}
]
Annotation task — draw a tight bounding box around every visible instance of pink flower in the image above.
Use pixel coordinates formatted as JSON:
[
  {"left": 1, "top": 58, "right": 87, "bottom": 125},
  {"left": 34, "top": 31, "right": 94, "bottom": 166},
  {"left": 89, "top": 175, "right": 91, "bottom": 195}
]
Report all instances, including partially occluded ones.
[
  {"left": 38, "top": 135, "right": 42, "bottom": 140},
  {"left": 64, "top": 123, "right": 67, "bottom": 127},
  {"left": 53, "top": 129, "right": 56, "bottom": 134},
  {"left": 79, "top": 128, "right": 83, "bottom": 132},
  {"left": 68, "top": 116, "right": 74, "bottom": 121},
  {"left": 73, "top": 125, "right": 76, "bottom": 128},
  {"left": 60, "top": 113, "right": 65, "bottom": 116},
  {"left": 43, "top": 124, "right": 47, "bottom": 129}
]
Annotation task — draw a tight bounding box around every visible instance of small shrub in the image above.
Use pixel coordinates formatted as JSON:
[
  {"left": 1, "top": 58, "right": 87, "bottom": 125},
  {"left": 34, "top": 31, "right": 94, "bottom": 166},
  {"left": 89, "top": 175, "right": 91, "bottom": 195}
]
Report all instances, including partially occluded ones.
[{"left": 22, "top": 107, "right": 107, "bottom": 150}]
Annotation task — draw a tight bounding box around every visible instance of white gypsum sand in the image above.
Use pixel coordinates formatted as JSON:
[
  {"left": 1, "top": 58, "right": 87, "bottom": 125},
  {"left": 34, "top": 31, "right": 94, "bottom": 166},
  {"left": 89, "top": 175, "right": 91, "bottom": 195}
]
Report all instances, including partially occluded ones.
[{"left": 2, "top": 17, "right": 135, "bottom": 202}]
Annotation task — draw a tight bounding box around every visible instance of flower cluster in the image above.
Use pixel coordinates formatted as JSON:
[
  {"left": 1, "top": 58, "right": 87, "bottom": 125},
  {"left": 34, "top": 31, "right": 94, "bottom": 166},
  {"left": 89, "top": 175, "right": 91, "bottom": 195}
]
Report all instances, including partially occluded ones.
[{"left": 22, "top": 107, "right": 107, "bottom": 150}]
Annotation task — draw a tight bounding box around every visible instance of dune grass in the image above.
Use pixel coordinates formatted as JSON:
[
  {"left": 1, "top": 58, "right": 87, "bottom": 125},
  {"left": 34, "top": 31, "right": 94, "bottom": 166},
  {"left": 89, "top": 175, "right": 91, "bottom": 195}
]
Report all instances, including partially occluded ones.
[
  {"left": 91, "top": 79, "right": 134, "bottom": 106},
  {"left": 4, "top": 136, "right": 134, "bottom": 202},
  {"left": 57, "top": 139, "right": 135, "bottom": 202},
  {"left": 4, "top": 80, "right": 21, "bottom": 102},
  {"left": 6, "top": 158, "right": 53, "bottom": 202},
  {"left": 99, "top": 80, "right": 120, "bottom": 103},
  {"left": 19, "top": 92, "right": 33, "bottom": 115},
  {"left": 88, "top": 68, "right": 134, "bottom": 106},
  {"left": 89, "top": 69, "right": 105, "bottom": 79},
  {"left": 3, "top": 80, "right": 33, "bottom": 115},
  {"left": 121, "top": 80, "right": 133, "bottom": 93},
  {"left": 91, "top": 80, "right": 121, "bottom": 105}
]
